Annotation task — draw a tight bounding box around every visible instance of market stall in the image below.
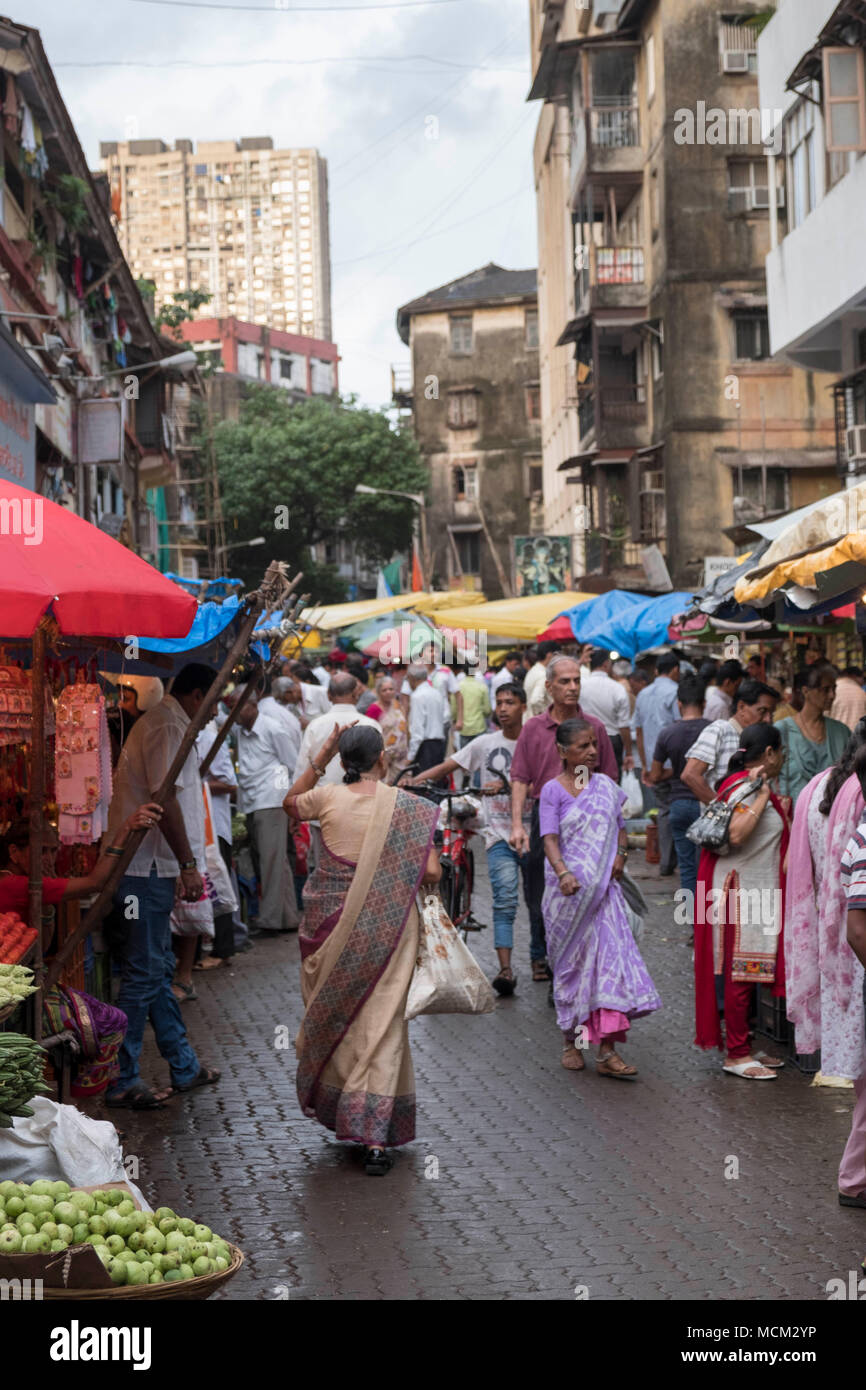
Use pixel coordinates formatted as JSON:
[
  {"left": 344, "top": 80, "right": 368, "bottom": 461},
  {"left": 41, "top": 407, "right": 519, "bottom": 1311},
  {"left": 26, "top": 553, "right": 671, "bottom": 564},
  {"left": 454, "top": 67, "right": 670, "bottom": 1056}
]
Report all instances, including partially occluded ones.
[{"left": 430, "top": 591, "right": 596, "bottom": 643}]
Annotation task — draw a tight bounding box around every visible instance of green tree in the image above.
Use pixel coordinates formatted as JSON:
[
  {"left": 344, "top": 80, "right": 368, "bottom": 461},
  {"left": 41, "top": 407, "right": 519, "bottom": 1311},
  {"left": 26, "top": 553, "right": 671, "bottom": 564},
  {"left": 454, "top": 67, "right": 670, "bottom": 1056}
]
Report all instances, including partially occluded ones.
[
  {"left": 156, "top": 288, "right": 212, "bottom": 332},
  {"left": 206, "top": 387, "right": 428, "bottom": 598}
]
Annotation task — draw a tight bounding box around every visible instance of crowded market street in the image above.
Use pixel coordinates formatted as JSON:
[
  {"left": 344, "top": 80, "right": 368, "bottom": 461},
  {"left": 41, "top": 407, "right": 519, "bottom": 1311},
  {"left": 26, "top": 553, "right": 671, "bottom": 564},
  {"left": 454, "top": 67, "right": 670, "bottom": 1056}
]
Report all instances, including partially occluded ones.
[{"left": 100, "top": 852, "right": 862, "bottom": 1303}]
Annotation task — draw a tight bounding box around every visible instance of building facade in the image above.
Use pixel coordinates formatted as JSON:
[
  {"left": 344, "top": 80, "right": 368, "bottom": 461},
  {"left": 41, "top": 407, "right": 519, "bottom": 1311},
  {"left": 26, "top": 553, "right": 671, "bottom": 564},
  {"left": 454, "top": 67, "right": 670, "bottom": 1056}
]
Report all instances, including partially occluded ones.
[
  {"left": 100, "top": 138, "right": 332, "bottom": 341},
  {"left": 529, "top": 0, "right": 838, "bottom": 591},
  {"left": 759, "top": 0, "right": 866, "bottom": 482},
  {"left": 394, "top": 263, "right": 541, "bottom": 598},
  {"left": 179, "top": 316, "right": 338, "bottom": 398},
  {"left": 0, "top": 18, "right": 204, "bottom": 576}
]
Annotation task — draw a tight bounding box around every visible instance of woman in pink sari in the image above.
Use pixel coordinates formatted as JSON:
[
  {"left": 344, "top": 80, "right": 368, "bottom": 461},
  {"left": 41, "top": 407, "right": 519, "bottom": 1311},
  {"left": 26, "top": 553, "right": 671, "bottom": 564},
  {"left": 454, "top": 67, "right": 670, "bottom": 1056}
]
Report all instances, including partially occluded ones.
[
  {"left": 540, "top": 718, "right": 661, "bottom": 1079},
  {"left": 284, "top": 722, "right": 440, "bottom": 1175}
]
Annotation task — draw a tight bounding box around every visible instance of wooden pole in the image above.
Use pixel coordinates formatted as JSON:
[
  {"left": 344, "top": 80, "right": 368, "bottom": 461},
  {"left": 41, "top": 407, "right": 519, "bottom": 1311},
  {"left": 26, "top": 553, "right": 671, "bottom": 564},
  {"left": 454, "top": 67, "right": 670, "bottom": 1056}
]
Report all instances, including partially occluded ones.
[
  {"left": 477, "top": 501, "right": 513, "bottom": 598},
  {"left": 28, "top": 622, "right": 46, "bottom": 1042},
  {"left": 45, "top": 563, "right": 296, "bottom": 988},
  {"left": 198, "top": 581, "right": 304, "bottom": 778}
]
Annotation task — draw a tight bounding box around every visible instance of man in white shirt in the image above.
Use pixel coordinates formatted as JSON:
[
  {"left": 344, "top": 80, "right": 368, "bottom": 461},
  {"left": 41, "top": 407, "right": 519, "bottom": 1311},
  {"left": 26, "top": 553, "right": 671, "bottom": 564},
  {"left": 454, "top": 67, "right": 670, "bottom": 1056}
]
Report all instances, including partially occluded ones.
[
  {"left": 297, "top": 674, "right": 380, "bottom": 784},
  {"left": 703, "top": 659, "right": 744, "bottom": 723},
  {"left": 578, "top": 648, "right": 634, "bottom": 775},
  {"left": 431, "top": 662, "right": 461, "bottom": 743},
  {"left": 489, "top": 651, "right": 524, "bottom": 699},
  {"left": 106, "top": 663, "right": 220, "bottom": 1107},
  {"left": 284, "top": 662, "right": 332, "bottom": 720},
  {"left": 260, "top": 677, "right": 306, "bottom": 734},
  {"left": 196, "top": 720, "right": 241, "bottom": 962},
  {"left": 227, "top": 690, "right": 301, "bottom": 934},
  {"left": 407, "top": 662, "right": 446, "bottom": 772},
  {"left": 524, "top": 640, "right": 562, "bottom": 717}
]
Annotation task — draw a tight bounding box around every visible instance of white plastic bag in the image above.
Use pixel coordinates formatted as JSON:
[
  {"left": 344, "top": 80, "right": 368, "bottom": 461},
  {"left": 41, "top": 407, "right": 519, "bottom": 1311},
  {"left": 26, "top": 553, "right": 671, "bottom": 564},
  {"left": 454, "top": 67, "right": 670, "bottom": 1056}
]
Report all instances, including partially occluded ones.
[
  {"left": 170, "top": 895, "right": 215, "bottom": 938},
  {"left": 0, "top": 1098, "right": 150, "bottom": 1208},
  {"left": 405, "top": 894, "right": 496, "bottom": 1019},
  {"left": 621, "top": 769, "right": 643, "bottom": 820},
  {"left": 203, "top": 783, "right": 238, "bottom": 913}
]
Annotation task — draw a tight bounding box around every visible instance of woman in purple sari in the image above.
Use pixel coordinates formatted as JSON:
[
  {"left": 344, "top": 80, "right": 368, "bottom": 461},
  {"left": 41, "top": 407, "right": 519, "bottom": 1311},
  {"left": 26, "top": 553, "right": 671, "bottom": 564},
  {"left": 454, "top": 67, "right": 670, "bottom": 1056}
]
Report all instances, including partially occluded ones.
[{"left": 540, "top": 718, "right": 662, "bottom": 1078}]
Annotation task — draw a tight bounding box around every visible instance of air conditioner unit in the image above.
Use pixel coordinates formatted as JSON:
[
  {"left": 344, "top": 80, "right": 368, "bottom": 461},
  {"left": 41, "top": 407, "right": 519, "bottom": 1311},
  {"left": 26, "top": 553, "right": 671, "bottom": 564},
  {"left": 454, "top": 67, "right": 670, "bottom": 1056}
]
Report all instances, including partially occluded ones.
[
  {"left": 722, "top": 50, "right": 749, "bottom": 73},
  {"left": 847, "top": 425, "right": 866, "bottom": 461},
  {"left": 643, "top": 470, "right": 664, "bottom": 492},
  {"left": 751, "top": 186, "right": 786, "bottom": 210}
]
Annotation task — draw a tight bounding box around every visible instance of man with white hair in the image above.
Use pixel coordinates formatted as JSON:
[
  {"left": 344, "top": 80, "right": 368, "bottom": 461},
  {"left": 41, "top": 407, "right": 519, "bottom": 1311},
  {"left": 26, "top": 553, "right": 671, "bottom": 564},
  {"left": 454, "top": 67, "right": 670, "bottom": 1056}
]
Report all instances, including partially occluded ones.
[
  {"left": 407, "top": 662, "right": 446, "bottom": 773},
  {"left": 260, "top": 677, "right": 306, "bottom": 734},
  {"left": 297, "top": 673, "right": 379, "bottom": 785}
]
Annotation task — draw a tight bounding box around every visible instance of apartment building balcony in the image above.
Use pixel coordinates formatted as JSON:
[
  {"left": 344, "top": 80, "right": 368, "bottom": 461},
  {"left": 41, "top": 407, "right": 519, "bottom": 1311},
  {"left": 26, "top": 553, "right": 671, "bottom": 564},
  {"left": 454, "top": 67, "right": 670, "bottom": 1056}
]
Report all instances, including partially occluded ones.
[
  {"left": 575, "top": 243, "right": 647, "bottom": 315},
  {"left": 570, "top": 101, "right": 642, "bottom": 199},
  {"left": 575, "top": 382, "right": 649, "bottom": 452}
]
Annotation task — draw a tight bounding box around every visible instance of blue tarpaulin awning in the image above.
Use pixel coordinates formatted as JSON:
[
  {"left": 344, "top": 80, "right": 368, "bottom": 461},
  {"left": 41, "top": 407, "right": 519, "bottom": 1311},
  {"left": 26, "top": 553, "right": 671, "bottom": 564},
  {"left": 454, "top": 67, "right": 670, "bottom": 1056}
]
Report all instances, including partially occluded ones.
[{"left": 556, "top": 590, "right": 696, "bottom": 659}]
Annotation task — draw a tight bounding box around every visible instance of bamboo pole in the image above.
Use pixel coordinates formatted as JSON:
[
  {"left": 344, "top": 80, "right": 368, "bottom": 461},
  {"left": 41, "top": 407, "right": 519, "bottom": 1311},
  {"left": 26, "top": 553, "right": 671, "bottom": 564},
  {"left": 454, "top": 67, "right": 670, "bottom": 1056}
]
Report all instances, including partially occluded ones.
[
  {"left": 45, "top": 563, "right": 296, "bottom": 988},
  {"left": 28, "top": 622, "right": 46, "bottom": 1042},
  {"left": 198, "top": 583, "right": 305, "bottom": 778}
]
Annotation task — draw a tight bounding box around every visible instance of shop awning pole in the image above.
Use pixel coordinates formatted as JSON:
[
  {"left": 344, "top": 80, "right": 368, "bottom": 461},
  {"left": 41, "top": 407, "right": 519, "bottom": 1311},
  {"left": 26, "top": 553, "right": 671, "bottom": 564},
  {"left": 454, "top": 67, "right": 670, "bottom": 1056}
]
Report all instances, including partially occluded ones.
[
  {"left": 28, "top": 620, "right": 47, "bottom": 1042},
  {"left": 45, "top": 562, "right": 297, "bottom": 989}
]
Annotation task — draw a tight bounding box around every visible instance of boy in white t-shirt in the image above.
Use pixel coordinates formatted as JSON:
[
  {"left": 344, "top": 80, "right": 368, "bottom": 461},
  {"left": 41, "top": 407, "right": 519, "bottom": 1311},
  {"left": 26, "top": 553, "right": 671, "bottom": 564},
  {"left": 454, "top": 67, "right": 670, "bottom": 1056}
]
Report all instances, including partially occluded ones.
[{"left": 409, "top": 682, "right": 530, "bottom": 995}]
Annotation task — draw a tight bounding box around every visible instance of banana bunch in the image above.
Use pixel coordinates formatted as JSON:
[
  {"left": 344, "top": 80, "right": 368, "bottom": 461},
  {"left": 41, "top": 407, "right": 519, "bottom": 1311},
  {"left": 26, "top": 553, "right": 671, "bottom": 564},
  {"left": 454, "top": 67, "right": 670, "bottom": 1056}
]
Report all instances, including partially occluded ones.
[
  {"left": 0, "top": 1032, "right": 51, "bottom": 1128},
  {"left": 0, "top": 964, "right": 37, "bottom": 1011}
]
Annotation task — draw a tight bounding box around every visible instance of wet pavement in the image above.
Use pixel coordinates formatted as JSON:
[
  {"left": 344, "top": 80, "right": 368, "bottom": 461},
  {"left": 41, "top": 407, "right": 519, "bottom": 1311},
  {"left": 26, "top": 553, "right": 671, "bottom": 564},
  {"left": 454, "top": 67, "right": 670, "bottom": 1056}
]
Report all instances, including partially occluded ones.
[{"left": 88, "top": 852, "right": 866, "bottom": 1301}]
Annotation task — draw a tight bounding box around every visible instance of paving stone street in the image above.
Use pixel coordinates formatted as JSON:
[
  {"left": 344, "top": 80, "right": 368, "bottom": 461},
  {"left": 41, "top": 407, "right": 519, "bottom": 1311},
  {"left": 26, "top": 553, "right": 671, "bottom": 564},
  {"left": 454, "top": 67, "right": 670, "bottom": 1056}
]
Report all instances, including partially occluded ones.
[{"left": 84, "top": 852, "right": 866, "bottom": 1302}]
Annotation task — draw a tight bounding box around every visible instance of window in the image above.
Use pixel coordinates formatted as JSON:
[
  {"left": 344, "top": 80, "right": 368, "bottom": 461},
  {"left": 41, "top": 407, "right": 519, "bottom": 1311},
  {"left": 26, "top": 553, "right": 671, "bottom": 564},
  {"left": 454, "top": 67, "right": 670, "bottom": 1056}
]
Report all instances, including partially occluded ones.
[
  {"left": 525, "top": 385, "right": 541, "bottom": 421},
  {"left": 650, "top": 167, "right": 660, "bottom": 238},
  {"left": 727, "top": 159, "right": 783, "bottom": 212},
  {"left": 525, "top": 308, "right": 539, "bottom": 349},
  {"left": 526, "top": 458, "right": 543, "bottom": 497},
  {"left": 719, "top": 15, "right": 759, "bottom": 75},
  {"left": 739, "top": 467, "right": 788, "bottom": 515},
  {"left": 449, "top": 314, "right": 473, "bottom": 353},
  {"left": 823, "top": 47, "right": 866, "bottom": 152},
  {"left": 651, "top": 324, "right": 664, "bottom": 379},
  {"left": 452, "top": 463, "right": 478, "bottom": 501},
  {"left": 646, "top": 33, "right": 655, "bottom": 102},
  {"left": 447, "top": 391, "right": 478, "bottom": 428},
  {"left": 639, "top": 466, "right": 665, "bottom": 540},
  {"left": 786, "top": 97, "right": 818, "bottom": 230},
  {"left": 454, "top": 530, "right": 480, "bottom": 573},
  {"left": 734, "top": 312, "right": 771, "bottom": 361}
]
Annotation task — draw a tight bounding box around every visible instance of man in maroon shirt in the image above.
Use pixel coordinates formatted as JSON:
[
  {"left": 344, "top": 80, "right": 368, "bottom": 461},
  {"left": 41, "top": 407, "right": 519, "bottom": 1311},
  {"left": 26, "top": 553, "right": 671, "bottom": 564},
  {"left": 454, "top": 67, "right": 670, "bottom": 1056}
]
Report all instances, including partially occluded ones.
[{"left": 509, "top": 655, "right": 617, "bottom": 981}]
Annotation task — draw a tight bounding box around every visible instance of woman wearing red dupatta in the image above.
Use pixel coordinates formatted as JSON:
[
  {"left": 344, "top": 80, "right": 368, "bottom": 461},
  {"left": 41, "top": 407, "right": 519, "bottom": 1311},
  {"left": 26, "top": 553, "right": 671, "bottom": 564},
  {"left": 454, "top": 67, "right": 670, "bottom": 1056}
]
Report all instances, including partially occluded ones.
[
  {"left": 284, "top": 722, "right": 441, "bottom": 1175},
  {"left": 694, "top": 724, "right": 791, "bottom": 1080}
]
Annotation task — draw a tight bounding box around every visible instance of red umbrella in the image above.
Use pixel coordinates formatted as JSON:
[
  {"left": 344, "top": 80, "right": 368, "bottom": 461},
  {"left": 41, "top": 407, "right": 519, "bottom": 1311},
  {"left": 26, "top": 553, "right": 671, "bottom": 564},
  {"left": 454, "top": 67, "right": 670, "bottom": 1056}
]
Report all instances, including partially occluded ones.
[
  {"left": 536, "top": 614, "right": 574, "bottom": 642},
  {"left": 0, "top": 479, "right": 197, "bottom": 638}
]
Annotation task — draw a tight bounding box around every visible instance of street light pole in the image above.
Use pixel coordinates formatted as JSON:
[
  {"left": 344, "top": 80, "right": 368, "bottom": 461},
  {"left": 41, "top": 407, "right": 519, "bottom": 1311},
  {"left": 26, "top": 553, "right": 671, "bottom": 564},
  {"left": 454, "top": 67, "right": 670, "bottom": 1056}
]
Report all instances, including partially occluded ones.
[{"left": 354, "top": 483, "right": 429, "bottom": 590}]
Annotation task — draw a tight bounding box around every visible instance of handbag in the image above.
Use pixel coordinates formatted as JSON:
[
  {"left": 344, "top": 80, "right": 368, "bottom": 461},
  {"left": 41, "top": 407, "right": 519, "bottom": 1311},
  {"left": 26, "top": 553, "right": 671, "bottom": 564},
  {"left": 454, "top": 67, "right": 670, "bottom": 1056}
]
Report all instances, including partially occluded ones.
[
  {"left": 405, "top": 894, "right": 496, "bottom": 1020},
  {"left": 685, "top": 775, "right": 762, "bottom": 857}
]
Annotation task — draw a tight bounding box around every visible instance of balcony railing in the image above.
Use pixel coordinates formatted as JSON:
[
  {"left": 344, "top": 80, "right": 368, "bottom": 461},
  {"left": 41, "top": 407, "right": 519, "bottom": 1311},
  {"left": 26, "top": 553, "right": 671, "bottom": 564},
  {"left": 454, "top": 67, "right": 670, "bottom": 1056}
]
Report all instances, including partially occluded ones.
[
  {"left": 599, "top": 383, "right": 647, "bottom": 423},
  {"left": 596, "top": 246, "right": 645, "bottom": 285},
  {"left": 589, "top": 103, "right": 640, "bottom": 150}
]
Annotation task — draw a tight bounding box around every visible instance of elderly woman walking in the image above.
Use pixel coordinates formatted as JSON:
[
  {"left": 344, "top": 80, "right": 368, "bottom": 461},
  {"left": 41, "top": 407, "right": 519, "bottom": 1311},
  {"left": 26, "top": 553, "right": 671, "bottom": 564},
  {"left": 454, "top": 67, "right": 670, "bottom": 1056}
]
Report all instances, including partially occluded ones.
[
  {"left": 366, "top": 674, "right": 409, "bottom": 783},
  {"left": 540, "top": 718, "right": 661, "bottom": 1078},
  {"left": 694, "top": 723, "right": 791, "bottom": 1079},
  {"left": 284, "top": 722, "right": 440, "bottom": 1174}
]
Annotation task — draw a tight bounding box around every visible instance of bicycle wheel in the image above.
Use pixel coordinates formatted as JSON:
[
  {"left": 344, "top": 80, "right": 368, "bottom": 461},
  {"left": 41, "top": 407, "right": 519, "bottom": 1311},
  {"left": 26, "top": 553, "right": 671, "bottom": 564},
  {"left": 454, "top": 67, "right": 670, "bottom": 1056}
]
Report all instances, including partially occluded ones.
[{"left": 450, "top": 857, "right": 472, "bottom": 938}]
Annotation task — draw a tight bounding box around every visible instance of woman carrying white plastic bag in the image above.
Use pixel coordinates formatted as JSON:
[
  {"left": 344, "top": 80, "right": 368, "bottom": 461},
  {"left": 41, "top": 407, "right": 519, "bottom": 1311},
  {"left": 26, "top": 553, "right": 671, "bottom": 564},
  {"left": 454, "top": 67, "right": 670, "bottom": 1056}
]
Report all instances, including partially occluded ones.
[{"left": 405, "top": 894, "right": 496, "bottom": 1019}]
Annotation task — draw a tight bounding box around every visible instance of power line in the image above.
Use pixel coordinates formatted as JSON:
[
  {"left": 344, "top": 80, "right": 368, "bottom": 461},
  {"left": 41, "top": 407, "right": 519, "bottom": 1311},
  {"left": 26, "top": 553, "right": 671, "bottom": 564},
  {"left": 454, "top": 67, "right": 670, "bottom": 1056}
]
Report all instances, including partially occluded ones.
[
  {"left": 127, "top": 0, "right": 465, "bottom": 11},
  {"left": 57, "top": 54, "right": 524, "bottom": 71},
  {"left": 333, "top": 187, "right": 527, "bottom": 264}
]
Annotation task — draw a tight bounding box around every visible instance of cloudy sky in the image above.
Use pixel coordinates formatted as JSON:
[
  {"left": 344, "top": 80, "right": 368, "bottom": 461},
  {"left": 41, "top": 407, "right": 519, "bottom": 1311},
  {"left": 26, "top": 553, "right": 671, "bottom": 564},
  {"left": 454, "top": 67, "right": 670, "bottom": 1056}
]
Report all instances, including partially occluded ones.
[{"left": 28, "top": 0, "right": 538, "bottom": 407}]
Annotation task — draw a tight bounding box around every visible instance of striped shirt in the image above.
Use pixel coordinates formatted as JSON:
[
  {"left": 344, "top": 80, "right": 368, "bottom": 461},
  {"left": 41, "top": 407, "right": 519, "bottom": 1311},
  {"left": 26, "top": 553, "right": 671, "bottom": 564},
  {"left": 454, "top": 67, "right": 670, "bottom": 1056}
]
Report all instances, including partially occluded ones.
[
  {"left": 684, "top": 717, "right": 743, "bottom": 791},
  {"left": 842, "top": 822, "right": 866, "bottom": 911}
]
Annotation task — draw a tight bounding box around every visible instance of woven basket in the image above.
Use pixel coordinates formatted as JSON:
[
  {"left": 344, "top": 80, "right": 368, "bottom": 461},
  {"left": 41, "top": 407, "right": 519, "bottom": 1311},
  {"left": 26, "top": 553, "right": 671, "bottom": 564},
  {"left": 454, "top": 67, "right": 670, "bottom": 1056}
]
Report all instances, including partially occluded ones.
[{"left": 42, "top": 1243, "right": 244, "bottom": 1301}]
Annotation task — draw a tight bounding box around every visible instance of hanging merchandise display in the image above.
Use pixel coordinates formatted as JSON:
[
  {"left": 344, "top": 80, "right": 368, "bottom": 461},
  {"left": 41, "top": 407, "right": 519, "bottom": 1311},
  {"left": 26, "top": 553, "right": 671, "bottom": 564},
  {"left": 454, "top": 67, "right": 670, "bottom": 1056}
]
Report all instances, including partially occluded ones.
[
  {"left": 54, "top": 676, "right": 112, "bottom": 844},
  {"left": 0, "top": 664, "right": 32, "bottom": 747}
]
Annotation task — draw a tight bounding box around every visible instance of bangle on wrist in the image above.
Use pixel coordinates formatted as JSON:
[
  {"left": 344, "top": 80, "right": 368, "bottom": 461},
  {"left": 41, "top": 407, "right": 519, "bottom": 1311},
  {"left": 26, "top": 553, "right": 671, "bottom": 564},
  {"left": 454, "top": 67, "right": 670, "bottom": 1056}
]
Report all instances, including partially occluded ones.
[{"left": 105, "top": 846, "right": 124, "bottom": 858}]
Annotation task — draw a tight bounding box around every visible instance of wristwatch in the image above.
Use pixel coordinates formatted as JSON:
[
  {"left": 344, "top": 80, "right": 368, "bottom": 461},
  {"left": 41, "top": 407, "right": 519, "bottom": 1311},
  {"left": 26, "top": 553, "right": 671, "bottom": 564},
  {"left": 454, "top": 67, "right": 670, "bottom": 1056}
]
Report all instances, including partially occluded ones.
[{"left": 179, "top": 859, "right": 196, "bottom": 871}]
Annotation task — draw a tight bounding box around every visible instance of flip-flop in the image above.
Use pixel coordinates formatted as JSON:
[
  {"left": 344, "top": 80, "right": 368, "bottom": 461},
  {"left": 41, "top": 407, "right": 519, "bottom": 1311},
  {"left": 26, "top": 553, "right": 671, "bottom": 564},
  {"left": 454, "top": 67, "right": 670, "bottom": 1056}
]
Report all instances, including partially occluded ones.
[
  {"left": 753, "top": 1051, "right": 785, "bottom": 1068},
  {"left": 492, "top": 967, "right": 517, "bottom": 996},
  {"left": 722, "top": 1059, "right": 777, "bottom": 1079},
  {"left": 193, "top": 956, "right": 231, "bottom": 972},
  {"left": 172, "top": 982, "right": 198, "bottom": 1002}
]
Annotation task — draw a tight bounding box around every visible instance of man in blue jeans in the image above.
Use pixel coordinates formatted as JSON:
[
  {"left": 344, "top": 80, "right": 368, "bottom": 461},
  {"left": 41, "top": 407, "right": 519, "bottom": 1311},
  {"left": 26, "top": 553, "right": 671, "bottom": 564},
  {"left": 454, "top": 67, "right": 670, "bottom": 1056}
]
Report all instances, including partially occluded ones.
[
  {"left": 646, "top": 674, "right": 708, "bottom": 908},
  {"left": 105, "top": 663, "right": 222, "bottom": 1110},
  {"left": 410, "top": 684, "right": 531, "bottom": 994}
]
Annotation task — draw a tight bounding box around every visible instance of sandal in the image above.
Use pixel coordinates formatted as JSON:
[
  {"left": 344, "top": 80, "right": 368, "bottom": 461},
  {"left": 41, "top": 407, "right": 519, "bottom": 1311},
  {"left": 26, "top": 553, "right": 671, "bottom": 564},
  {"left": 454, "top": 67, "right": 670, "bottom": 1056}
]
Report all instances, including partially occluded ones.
[
  {"left": 170, "top": 1065, "right": 221, "bottom": 1095},
  {"left": 172, "top": 982, "right": 198, "bottom": 1002},
  {"left": 596, "top": 1051, "right": 638, "bottom": 1079},
  {"left": 753, "top": 1050, "right": 785, "bottom": 1068},
  {"left": 364, "top": 1146, "right": 393, "bottom": 1176},
  {"left": 561, "top": 1045, "right": 585, "bottom": 1071},
  {"left": 722, "top": 1058, "right": 777, "bottom": 1080},
  {"left": 193, "top": 956, "right": 231, "bottom": 971},
  {"left": 492, "top": 967, "right": 517, "bottom": 997},
  {"left": 105, "top": 1082, "right": 172, "bottom": 1110},
  {"left": 532, "top": 960, "right": 552, "bottom": 983}
]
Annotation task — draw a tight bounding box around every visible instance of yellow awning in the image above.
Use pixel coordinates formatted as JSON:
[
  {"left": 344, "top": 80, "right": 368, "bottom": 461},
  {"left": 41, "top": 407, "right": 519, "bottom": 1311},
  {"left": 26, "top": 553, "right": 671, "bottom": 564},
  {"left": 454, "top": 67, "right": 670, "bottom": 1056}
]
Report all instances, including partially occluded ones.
[
  {"left": 299, "top": 593, "right": 425, "bottom": 631},
  {"left": 411, "top": 590, "right": 488, "bottom": 614},
  {"left": 431, "top": 591, "right": 596, "bottom": 641},
  {"left": 734, "top": 533, "right": 866, "bottom": 605}
]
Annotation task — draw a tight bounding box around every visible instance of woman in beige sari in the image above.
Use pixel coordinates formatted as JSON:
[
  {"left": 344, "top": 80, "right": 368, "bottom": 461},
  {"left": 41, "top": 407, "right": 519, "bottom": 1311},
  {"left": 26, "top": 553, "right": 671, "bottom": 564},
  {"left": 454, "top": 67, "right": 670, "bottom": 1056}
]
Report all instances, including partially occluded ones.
[{"left": 284, "top": 722, "right": 440, "bottom": 1174}]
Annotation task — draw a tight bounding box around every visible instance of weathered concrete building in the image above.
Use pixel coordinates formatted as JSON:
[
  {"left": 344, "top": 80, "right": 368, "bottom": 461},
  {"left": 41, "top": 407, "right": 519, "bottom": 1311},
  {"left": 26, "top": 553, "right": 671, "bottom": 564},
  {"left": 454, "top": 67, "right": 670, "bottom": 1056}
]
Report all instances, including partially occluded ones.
[
  {"left": 394, "top": 264, "right": 541, "bottom": 597},
  {"left": 529, "top": 0, "right": 838, "bottom": 591}
]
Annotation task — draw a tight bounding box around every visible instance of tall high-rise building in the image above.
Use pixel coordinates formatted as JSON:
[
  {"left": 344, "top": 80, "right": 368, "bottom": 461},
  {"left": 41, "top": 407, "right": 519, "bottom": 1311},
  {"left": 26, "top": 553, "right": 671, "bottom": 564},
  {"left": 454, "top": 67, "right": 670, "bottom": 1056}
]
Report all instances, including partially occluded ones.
[{"left": 100, "top": 137, "right": 332, "bottom": 340}]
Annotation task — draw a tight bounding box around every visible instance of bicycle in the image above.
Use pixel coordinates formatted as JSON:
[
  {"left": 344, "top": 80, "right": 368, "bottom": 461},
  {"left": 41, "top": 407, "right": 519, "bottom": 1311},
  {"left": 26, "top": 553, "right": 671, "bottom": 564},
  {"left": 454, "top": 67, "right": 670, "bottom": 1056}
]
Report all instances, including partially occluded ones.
[{"left": 396, "top": 764, "right": 506, "bottom": 940}]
